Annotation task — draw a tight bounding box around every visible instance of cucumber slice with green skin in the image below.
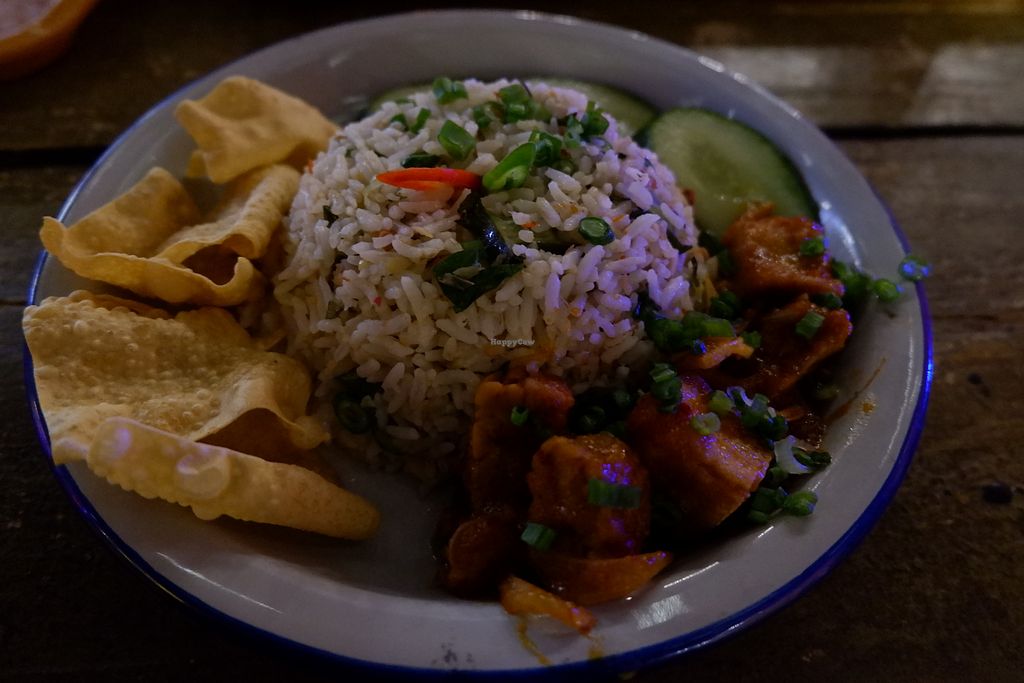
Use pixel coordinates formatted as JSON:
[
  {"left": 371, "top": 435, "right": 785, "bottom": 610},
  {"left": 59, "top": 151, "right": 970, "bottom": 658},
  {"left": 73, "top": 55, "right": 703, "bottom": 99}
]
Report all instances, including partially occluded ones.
[
  {"left": 643, "top": 108, "right": 818, "bottom": 236},
  {"left": 528, "top": 78, "right": 657, "bottom": 137}
]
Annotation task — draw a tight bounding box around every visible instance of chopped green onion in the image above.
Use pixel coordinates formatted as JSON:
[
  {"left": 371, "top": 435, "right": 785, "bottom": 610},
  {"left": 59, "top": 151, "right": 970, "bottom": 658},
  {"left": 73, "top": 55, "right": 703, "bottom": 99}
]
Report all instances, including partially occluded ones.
[
  {"left": 691, "top": 412, "right": 721, "bottom": 436},
  {"left": 581, "top": 101, "right": 609, "bottom": 137},
  {"left": 552, "top": 158, "right": 575, "bottom": 175},
  {"left": 774, "top": 436, "right": 811, "bottom": 475},
  {"left": 794, "top": 448, "right": 832, "bottom": 469},
  {"left": 333, "top": 398, "right": 371, "bottom": 434},
  {"left": 401, "top": 153, "right": 440, "bottom": 168},
  {"left": 645, "top": 318, "right": 685, "bottom": 353},
  {"left": 740, "top": 330, "right": 762, "bottom": 348},
  {"left": 649, "top": 362, "right": 676, "bottom": 384},
  {"left": 651, "top": 376, "right": 681, "bottom": 402},
  {"left": 799, "top": 236, "right": 825, "bottom": 257},
  {"left": 409, "top": 108, "right": 430, "bottom": 134},
  {"left": 898, "top": 254, "right": 932, "bottom": 282},
  {"left": 578, "top": 217, "right": 615, "bottom": 245},
  {"left": 499, "top": 82, "right": 531, "bottom": 105},
  {"left": 471, "top": 104, "right": 492, "bottom": 129},
  {"left": 437, "top": 120, "right": 476, "bottom": 160},
  {"left": 832, "top": 260, "right": 871, "bottom": 309},
  {"left": 708, "top": 390, "right": 734, "bottom": 416},
  {"left": 872, "top": 278, "right": 902, "bottom": 303},
  {"left": 432, "top": 76, "right": 467, "bottom": 104},
  {"left": 611, "top": 388, "right": 635, "bottom": 413},
  {"left": 521, "top": 522, "right": 557, "bottom": 550},
  {"left": 529, "top": 130, "right": 563, "bottom": 167},
  {"left": 811, "top": 292, "right": 843, "bottom": 309},
  {"left": 510, "top": 405, "right": 530, "bottom": 427},
  {"left": 709, "top": 290, "right": 742, "bottom": 319},
  {"left": 749, "top": 487, "right": 787, "bottom": 514},
  {"left": 389, "top": 113, "right": 408, "bottom": 129},
  {"left": 322, "top": 205, "right": 338, "bottom": 223},
  {"left": 701, "top": 317, "right": 735, "bottom": 338},
  {"left": 747, "top": 509, "right": 771, "bottom": 525},
  {"left": 782, "top": 490, "right": 818, "bottom": 516},
  {"left": 587, "top": 478, "right": 642, "bottom": 509},
  {"left": 763, "top": 466, "right": 789, "bottom": 488},
  {"left": 482, "top": 142, "right": 536, "bottom": 192},
  {"left": 740, "top": 393, "right": 770, "bottom": 430},
  {"left": 795, "top": 311, "right": 825, "bottom": 339},
  {"left": 563, "top": 114, "right": 584, "bottom": 147}
]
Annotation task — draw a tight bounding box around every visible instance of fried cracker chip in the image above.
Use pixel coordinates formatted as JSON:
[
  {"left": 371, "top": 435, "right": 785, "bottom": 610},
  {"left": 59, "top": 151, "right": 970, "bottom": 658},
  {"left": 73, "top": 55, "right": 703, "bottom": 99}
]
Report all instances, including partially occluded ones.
[
  {"left": 175, "top": 76, "right": 338, "bottom": 183},
  {"left": 39, "top": 165, "right": 298, "bottom": 306},
  {"left": 23, "top": 291, "right": 329, "bottom": 466},
  {"left": 66, "top": 417, "right": 378, "bottom": 539}
]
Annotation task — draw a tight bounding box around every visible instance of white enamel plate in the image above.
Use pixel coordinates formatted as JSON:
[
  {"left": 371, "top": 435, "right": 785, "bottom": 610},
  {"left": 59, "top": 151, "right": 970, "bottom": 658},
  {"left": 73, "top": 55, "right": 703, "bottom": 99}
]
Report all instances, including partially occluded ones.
[{"left": 27, "top": 10, "right": 932, "bottom": 680}]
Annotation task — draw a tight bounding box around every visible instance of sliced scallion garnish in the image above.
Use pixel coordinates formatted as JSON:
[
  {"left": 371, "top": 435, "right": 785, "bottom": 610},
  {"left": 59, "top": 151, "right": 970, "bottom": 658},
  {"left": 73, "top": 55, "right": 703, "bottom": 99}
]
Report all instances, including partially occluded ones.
[
  {"left": 402, "top": 153, "right": 441, "bottom": 168},
  {"left": 437, "top": 120, "right": 476, "bottom": 160},
  {"left": 872, "top": 278, "right": 902, "bottom": 303},
  {"left": 811, "top": 292, "right": 843, "bottom": 310},
  {"left": 708, "top": 390, "right": 734, "bottom": 416},
  {"left": 510, "top": 405, "right": 530, "bottom": 427},
  {"left": 578, "top": 216, "right": 615, "bottom": 245},
  {"left": 740, "top": 330, "right": 762, "bottom": 348},
  {"left": 482, "top": 142, "right": 536, "bottom": 192},
  {"left": 795, "top": 311, "right": 825, "bottom": 339},
  {"left": 799, "top": 236, "right": 825, "bottom": 257},
  {"left": 898, "top": 254, "right": 932, "bottom": 282},
  {"left": 782, "top": 490, "right": 818, "bottom": 516},
  {"left": 432, "top": 76, "right": 468, "bottom": 104},
  {"left": 409, "top": 108, "right": 430, "bottom": 134},
  {"left": 690, "top": 412, "right": 721, "bottom": 436},
  {"left": 521, "top": 522, "right": 557, "bottom": 550},
  {"left": 587, "top": 478, "right": 642, "bottom": 509}
]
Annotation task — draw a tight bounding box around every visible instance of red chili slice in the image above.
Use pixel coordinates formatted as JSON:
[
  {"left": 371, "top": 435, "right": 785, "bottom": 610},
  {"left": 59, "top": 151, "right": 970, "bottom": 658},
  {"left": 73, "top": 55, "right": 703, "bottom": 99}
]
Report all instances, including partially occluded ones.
[{"left": 376, "top": 167, "right": 482, "bottom": 192}]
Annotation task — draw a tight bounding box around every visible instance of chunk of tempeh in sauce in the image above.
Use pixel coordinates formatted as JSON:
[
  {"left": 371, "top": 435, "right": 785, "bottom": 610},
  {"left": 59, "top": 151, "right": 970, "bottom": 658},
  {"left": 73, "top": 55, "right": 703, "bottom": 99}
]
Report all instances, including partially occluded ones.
[
  {"left": 626, "top": 374, "right": 772, "bottom": 532},
  {"left": 721, "top": 204, "right": 843, "bottom": 297},
  {"left": 527, "top": 433, "right": 651, "bottom": 557},
  {"left": 465, "top": 370, "right": 574, "bottom": 518},
  {"left": 743, "top": 294, "right": 852, "bottom": 400}
]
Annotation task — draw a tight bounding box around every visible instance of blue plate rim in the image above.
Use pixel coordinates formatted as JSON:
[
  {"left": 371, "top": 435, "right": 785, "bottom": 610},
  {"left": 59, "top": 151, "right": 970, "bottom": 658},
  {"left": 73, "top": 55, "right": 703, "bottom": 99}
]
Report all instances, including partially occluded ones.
[{"left": 22, "top": 9, "right": 934, "bottom": 680}]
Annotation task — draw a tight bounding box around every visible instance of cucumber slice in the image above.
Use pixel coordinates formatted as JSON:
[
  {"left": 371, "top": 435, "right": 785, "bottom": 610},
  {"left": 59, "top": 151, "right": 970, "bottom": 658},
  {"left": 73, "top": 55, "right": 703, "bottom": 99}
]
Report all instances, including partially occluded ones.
[
  {"left": 530, "top": 78, "right": 657, "bottom": 136},
  {"left": 643, "top": 108, "right": 818, "bottom": 235}
]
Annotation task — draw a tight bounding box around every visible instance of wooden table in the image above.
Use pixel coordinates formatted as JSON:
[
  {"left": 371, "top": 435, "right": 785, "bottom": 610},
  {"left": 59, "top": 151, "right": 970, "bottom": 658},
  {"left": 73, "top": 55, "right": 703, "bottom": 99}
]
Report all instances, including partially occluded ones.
[{"left": 2, "top": 1, "right": 1022, "bottom": 680}]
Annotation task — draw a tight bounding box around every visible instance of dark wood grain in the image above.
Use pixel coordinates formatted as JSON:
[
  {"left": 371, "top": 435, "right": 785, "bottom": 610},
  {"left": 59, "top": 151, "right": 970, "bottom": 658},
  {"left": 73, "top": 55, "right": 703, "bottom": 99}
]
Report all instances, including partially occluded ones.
[
  {"left": 0, "top": 166, "right": 86, "bottom": 304},
  {"left": 3, "top": 135, "right": 1022, "bottom": 681},
  {"left": 2, "top": 0, "right": 1024, "bottom": 151}
]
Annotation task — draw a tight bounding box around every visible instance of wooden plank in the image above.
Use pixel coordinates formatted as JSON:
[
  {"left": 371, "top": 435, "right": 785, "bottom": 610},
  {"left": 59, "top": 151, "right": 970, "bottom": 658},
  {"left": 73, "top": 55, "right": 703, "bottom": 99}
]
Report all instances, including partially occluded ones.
[
  {"left": 2, "top": 0, "right": 1024, "bottom": 151},
  {"left": 2, "top": 135, "right": 1023, "bottom": 679},
  {"left": 0, "top": 165, "right": 86, "bottom": 304}
]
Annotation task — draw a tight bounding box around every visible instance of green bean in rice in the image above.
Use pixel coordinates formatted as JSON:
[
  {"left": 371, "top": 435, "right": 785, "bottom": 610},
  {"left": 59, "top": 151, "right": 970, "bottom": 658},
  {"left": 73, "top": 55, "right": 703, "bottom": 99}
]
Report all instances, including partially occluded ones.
[{"left": 273, "top": 78, "right": 702, "bottom": 481}]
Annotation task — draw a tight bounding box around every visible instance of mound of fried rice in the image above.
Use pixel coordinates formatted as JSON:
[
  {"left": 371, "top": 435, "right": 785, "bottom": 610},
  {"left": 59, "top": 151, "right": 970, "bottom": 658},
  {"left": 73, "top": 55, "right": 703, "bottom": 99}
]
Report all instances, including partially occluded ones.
[{"left": 274, "top": 79, "right": 702, "bottom": 481}]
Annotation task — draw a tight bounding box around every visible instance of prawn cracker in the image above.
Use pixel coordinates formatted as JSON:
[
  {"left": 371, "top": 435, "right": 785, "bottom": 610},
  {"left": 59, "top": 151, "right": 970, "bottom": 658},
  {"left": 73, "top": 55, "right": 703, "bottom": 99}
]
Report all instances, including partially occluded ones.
[
  {"left": 39, "top": 165, "right": 298, "bottom": 306},
  {"left": 74, "top": 417, "right": 378, "bottom": 539},
  {"left": 23, "top": 291, "right": 329, "bottom": 466},
  {"left": 175, "top": 76, "right": 338, "bottom": 183}
]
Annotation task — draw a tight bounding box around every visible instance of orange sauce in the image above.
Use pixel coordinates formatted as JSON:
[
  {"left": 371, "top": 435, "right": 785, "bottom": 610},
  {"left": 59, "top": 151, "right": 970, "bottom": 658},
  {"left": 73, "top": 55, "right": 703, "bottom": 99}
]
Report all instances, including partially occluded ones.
[{"left": 825, "top": 357, "right": 886, "bottom": 424}]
